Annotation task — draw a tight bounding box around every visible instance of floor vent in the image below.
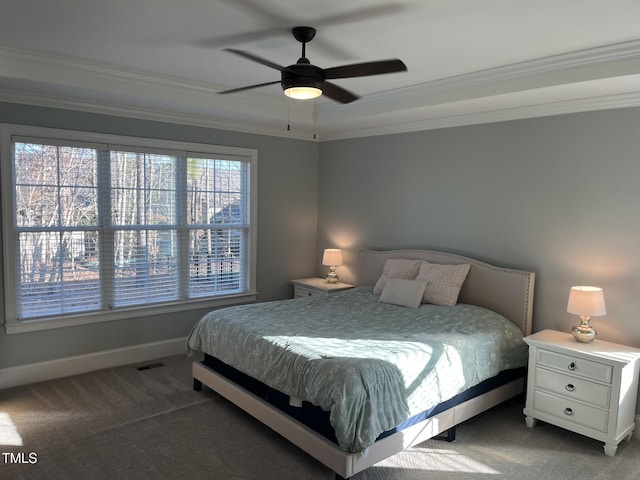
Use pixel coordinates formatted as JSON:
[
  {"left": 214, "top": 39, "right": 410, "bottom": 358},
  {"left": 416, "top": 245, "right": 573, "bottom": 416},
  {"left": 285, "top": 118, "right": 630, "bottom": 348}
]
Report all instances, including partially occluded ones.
[{"left": 136, "top": 362, "right": 165, "bottom": 371}]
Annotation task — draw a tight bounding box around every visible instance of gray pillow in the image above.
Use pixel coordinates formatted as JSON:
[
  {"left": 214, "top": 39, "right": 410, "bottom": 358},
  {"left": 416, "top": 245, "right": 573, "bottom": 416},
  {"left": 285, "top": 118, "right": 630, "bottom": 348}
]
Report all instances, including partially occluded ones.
[
  {"left": 373, "top": 258, "right": 422, "bottom": 294},
  {"left": 378, "top": 278, "right": 428, "bottom": 309},
  {"left": 416, "top": 262, "right": 470, "bottom": 306}
]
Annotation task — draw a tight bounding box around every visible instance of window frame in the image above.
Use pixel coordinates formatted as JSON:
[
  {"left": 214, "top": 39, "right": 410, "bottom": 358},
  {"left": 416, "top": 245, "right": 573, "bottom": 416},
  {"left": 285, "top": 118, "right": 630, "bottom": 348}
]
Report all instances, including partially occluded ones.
[{"left": 1, "top": 124, "right": 258, "bottom": 334}]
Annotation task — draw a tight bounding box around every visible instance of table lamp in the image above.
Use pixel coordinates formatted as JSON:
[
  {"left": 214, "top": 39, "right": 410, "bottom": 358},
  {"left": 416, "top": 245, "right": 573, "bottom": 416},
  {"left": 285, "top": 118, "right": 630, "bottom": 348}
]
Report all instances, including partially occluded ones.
[
  {"left": 322, "top": 249, "right": 343, "bottom": 283},
  {"left": 567, "top": 286, "right": 606, "bottom": 343}
]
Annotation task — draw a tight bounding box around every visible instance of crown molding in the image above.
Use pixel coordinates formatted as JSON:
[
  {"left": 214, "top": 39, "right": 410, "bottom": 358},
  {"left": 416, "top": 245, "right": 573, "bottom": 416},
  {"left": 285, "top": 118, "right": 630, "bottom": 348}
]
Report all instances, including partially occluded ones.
[
  {"left": 0, "top": 46, "right": 318, "bottom": 140},
  {"left": 317, "top": 39, "right": 640, "bottom": 117},
  {"left": 317, "top": 91, "right": 640, "bottom": 141},
  {"left": 0, "top": 87, "right": 318, "bottom": 141},
  {"left": 1, "top": 40, "right": 639, "bottom": 142}
]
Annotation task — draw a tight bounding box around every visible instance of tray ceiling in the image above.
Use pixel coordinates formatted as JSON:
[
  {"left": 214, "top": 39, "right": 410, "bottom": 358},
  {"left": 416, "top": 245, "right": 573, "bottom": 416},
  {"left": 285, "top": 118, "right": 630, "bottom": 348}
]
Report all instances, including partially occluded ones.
[{"left": 1, "top": 0, "right": 639, "bottom": 140}]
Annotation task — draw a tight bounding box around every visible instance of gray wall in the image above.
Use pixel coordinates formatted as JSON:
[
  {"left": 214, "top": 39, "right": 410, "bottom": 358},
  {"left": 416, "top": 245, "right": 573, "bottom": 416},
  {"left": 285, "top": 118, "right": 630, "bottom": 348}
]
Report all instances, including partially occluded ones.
[
  {"left": 318, "top": 107, "right": 640, "bottom": 349},
  {"left": 0, "top": 103, "right": 320, "bottom": 368},
  {"left": 4, "top": 102, "right": 640, "bottom": 378}
]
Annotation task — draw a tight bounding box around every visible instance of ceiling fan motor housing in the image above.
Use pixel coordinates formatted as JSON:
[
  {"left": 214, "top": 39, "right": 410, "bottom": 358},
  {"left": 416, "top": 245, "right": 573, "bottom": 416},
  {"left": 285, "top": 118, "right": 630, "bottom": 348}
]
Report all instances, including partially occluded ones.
[{"left": 281, "top": 63, "right": 325, "bottom": 92}]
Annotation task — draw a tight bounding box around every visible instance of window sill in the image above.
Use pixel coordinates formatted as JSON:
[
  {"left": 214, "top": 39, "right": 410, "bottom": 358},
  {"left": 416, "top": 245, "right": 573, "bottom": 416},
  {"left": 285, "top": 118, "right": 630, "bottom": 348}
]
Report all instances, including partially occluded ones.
[{"left": 4, "top": 292, "right": 258, "bottom": 334}]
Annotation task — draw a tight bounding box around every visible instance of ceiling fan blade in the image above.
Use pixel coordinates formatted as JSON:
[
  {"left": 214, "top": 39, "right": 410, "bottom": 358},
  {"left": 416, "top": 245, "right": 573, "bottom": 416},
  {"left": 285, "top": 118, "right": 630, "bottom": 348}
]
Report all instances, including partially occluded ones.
[
  {"left": 322, "top": 81, "right": 359, "bottom": 104},
  {"left": 224, "top": 48, "right": 285, "bottom": 71},
  {"left": 324, "top": 59, "right": 407, "bottom": 79},
  {"left": 199, "top": 2, "right": 407, "bottom": 60},
  {"left": 218, "top": 80, "right": 281, "bottom": 95},
  {"left": 314, "top": 4, "right": 408, "bottom": 28},
  {"left": 197, "top": 28, "right": 287, "bottom": 48}
]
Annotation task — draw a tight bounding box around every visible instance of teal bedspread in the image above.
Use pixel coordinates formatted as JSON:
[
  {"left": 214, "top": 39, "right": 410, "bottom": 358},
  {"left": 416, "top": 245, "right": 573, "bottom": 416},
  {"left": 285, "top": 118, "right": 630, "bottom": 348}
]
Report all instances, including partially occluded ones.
[{"left": 186, "top": 287, "right": 527, "bottom": 453}]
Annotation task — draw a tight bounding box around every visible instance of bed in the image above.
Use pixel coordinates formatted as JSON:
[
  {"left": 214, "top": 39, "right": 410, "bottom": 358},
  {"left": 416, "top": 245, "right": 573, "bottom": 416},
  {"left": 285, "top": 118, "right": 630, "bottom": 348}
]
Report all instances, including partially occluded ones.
[{"left": 188, "top": 249, "right": 535, "bottom": 478}]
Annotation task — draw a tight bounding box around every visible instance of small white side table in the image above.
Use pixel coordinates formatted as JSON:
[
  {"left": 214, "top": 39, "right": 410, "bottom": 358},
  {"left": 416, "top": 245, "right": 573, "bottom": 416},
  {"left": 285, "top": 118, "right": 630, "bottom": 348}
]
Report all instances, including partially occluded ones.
[
  {"left": 291, "top": 277, "right": 354, "bottom": 298},
  {"left": 523, "top": 329, "right": 640, "bottom": 456}
]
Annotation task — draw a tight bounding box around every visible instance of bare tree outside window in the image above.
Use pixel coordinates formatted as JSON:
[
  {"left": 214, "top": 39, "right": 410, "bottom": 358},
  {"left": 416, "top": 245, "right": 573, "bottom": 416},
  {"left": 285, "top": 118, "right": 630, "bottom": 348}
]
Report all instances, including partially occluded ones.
[
  {"left": 15, "top": 143, "right": 100, "bottom": 316},
  {"left": 187, "top": 158, "right": 246, "bottom": 296},
  {"left": 12, "top": 141, "right": 250, "bottom": 321}
]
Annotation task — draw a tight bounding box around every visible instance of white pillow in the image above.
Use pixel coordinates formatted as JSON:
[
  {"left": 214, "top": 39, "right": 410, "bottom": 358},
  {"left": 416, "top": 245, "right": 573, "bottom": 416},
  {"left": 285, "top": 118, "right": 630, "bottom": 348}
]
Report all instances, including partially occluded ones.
[
  {"left": 373, "top": 259, "right": 422, "bottom": 294},
  {"left": 378, "top": 278, "right": 428, "bottom": 309},
  {"left": 416, "top": 262, "right": 470, "bottom": 306}
]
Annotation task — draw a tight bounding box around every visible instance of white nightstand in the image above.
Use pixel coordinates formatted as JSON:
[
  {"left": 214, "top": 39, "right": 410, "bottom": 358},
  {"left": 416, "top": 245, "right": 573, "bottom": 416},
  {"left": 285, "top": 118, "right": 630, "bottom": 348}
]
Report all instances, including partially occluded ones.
[
  {"left": 291, "top": 277, "right": 354, "bottom": 298},
  {"left": 523, "top": 329, "right": 640, "bottom": 456}
]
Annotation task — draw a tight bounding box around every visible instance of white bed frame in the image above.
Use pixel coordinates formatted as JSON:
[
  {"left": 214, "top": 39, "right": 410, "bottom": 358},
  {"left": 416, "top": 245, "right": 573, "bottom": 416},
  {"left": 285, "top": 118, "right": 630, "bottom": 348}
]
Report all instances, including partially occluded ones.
[{"left": 192, "top": 249, "right": 535, "bottom": 478}]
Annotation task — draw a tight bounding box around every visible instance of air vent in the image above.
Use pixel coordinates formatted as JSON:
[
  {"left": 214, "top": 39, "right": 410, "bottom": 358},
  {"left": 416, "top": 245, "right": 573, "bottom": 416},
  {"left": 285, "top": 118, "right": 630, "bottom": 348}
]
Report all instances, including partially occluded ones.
[{"left": 136, "top": 362, "right": 165, "bottom": 371}]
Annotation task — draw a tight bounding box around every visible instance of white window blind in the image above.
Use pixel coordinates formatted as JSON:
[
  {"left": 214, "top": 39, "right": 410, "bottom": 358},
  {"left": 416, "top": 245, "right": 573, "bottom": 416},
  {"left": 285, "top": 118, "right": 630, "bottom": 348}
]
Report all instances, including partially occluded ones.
[{"left": 7, "top": 131, "right": 255, "bottom": 324}]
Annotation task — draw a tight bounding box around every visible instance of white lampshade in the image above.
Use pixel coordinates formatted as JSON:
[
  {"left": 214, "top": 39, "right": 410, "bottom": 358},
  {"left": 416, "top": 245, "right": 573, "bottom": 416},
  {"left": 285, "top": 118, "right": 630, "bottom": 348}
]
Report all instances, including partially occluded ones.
[
  {"left": 567, "top": 286, "right": 606, "bottom": 316},
  {"left": 322, "top": 249, "right": 343, "bottom": 266}
]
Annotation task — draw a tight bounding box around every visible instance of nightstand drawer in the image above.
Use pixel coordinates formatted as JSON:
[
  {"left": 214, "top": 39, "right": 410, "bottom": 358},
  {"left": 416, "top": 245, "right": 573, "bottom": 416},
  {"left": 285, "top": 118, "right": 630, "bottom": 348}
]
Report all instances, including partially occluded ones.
[
  {"left": 533, "top": 390, "right": 608, "bottom": 432},
  {"left": 295, "top": 286, "right": 322, "bottom": 298},
  {"left": 537, "top": 349, "right": 613, "bottom": 383},
  {"left": 534, "top": 367, "right": 611, "bottom": 408}
]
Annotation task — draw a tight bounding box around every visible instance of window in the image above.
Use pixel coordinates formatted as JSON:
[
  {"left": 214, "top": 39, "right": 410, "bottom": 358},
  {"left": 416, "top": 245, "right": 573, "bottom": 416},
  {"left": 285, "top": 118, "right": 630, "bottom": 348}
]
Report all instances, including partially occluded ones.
[{"left": 1, "top": 125, "right": 257, "bottom": 333}]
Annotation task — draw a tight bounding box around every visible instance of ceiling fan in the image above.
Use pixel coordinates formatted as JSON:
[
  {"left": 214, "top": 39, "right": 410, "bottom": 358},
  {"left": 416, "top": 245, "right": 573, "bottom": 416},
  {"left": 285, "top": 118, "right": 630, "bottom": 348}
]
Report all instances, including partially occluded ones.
[{"left": 218, "top": 26, "right": 407, "bottom": 104}]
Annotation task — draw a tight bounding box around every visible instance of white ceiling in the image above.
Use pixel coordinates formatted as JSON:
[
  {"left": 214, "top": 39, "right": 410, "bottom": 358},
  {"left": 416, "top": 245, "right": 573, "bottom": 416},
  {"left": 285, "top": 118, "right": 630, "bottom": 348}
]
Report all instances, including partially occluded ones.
[{"left": 1, "top": 0, "right": 639, "bottom": 141}]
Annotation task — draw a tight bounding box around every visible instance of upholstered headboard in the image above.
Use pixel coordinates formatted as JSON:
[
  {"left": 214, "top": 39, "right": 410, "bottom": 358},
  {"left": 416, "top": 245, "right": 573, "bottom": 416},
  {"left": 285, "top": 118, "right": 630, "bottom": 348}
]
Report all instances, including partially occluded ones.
[{"left": 357, "top": 249, "right": 535, "bottom": 336}]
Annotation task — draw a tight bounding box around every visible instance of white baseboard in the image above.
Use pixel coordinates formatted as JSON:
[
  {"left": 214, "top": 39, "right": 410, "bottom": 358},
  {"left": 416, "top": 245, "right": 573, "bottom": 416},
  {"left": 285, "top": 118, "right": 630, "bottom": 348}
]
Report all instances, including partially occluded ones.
[{"left": 0, "top": 336, "right": 187, "bottom": 390}]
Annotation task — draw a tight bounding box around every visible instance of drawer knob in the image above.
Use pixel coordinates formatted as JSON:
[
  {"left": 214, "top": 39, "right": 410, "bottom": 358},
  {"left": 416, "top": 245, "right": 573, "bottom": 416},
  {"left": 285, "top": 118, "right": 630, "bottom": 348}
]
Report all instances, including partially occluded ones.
[
  {"left": 564, "top": 407, "right": 574, "bottom": 416},
  {"left": 568, "top": 362, "right": 576, "bottom": 371},
  {"left": 565, "top": 384, "right": 576, "bottom": 392}
]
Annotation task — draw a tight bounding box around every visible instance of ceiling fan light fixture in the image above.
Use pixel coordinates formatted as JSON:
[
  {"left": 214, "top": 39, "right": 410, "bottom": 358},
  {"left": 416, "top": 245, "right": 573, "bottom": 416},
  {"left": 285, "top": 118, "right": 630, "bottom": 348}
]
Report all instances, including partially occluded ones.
[
  {"left": 284, "top": 86, "right": 323, "bottom": 100},
  {"left": 281, "top": 63, "right": 325, "bottom": 100}
]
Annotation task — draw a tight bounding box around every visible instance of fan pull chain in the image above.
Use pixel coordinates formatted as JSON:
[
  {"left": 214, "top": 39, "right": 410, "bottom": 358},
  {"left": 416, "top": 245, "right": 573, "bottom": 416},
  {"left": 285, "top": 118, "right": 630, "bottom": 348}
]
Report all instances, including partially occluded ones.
[
  {"left": 312, "top": 99, "right": 317, "bottom": 140},
  {"left": 287, "top": 97, "right": 291, "bottom": 131}
]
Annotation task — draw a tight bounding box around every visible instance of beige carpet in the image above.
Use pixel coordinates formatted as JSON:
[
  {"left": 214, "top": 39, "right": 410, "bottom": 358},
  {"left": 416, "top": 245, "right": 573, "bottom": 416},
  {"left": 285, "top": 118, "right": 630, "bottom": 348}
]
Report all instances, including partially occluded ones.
[{"left": 1, "top": 354, "right": 639, "bottom": 479}]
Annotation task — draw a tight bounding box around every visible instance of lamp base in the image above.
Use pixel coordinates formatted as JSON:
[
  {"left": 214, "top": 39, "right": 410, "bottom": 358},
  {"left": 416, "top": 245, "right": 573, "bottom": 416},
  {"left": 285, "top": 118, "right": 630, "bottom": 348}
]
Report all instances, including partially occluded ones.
[
  {"left": 572, "top": 317, "right": 596, "bottom": 343},
  {"left": 325, "top": 266, "right": 338, "bottom": 283},
  {"left": 325, "top": 272, "right": 338, "bottom": 284}
]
